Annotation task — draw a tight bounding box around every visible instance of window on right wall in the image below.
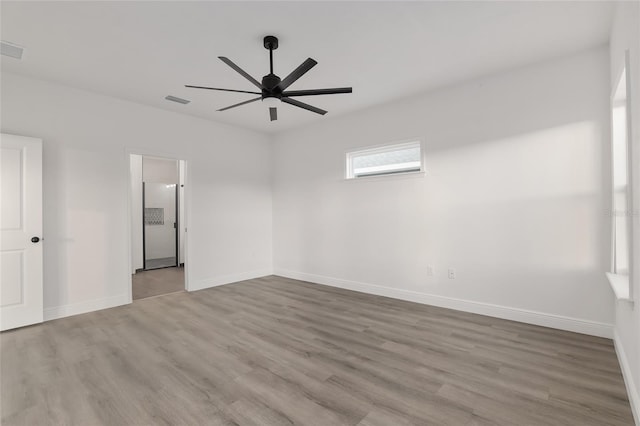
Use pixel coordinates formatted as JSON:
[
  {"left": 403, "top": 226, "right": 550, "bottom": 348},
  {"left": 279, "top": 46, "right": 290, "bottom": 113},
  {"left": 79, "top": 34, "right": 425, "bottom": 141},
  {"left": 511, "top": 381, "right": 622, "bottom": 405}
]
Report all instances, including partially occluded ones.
[{"left": 608, "top": 51, "right": 634, "bottom": 301}]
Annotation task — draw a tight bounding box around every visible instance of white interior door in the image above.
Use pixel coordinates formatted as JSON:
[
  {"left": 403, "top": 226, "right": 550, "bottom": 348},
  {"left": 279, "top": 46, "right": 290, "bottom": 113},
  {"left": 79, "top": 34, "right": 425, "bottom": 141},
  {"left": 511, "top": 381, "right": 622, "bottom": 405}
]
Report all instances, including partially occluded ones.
[{"left": 1, "top": 134, "right": 43, "bottom": 331}]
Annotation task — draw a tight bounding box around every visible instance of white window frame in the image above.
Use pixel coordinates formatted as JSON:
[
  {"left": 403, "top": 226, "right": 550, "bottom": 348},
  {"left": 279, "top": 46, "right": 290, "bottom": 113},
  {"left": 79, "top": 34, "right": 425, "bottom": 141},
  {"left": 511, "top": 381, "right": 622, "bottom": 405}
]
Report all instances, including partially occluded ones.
[
  {"left": 345, "top": 139, "right": 425, "bottom": 180},
  {"left": 606, "top": 50, "right": 634, "bottom": 303}
]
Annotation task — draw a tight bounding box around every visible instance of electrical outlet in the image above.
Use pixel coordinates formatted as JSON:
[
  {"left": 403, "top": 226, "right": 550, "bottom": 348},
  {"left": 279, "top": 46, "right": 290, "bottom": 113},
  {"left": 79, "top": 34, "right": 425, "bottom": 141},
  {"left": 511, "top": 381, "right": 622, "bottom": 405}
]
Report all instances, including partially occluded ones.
[
  {"left": 448, "top": 268, "right": 456, "bottom": 279},
  {"left": 427, "top": 266, "right": 434, "bottom": 276}
]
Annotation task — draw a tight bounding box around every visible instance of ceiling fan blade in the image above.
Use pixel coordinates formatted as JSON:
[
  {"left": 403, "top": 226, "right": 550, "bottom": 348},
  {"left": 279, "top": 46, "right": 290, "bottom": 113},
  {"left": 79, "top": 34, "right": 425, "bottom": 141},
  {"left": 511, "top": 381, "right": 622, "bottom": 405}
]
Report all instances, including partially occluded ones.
[
  {"left": 218, "top": 56, "right": 263, "bottom": 89},
  {"left": 270, "top": 107, "right": 277, "bottom": 121},
  {"left": 281, "top": 97, "right": 327, "bottom": 115},
  {"left": 278, "top": 58, "right": 318, "bottom": 91},
  {"left": 217, "top": 97, "right": 262, "bottom": 112},
  {"left": 185, "top": 85, "right": 261, "bottom": 95},
  {"left": 283, "top": 87, "right": 352, "bottom": 97}
]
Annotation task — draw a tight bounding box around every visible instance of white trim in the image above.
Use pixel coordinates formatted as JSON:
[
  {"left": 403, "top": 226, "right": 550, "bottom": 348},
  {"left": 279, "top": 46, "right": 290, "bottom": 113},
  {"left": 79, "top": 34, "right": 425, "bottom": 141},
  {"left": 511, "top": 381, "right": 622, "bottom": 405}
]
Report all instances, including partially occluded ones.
[
  {"left": 274, "top": 269, "right": 613, "bottom": 338},
  {"left": 43, "top": 293, "right": 129, "bottom": 322},
  {"left": 42, "top": 268, "right": 272, "bottom": 321},
  {"left": 342, "top": 170, "right": 426, "bottom": 183},
  {"left": 606, "top": 272, "right": 634, "bottom": 302},
  {"left": 189, "top": 269, "right": 273, "bottom": 292},
  {"left": 610, "top": 49, "right": 635, "bottom": 300},
  {"left": 614, "top": 330, "right": 640, "bottom": 425}
]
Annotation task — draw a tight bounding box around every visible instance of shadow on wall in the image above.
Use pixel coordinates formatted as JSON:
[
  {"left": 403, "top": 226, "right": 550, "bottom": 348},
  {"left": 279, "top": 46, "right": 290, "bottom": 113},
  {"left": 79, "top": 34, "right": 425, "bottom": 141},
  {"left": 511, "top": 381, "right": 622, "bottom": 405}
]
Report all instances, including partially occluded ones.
[
  {"left": 300, "top": 120, "right": 605, "bottom": 266},
  {"left": 275, "top": 80, "right": 611, "bottom": 321}
]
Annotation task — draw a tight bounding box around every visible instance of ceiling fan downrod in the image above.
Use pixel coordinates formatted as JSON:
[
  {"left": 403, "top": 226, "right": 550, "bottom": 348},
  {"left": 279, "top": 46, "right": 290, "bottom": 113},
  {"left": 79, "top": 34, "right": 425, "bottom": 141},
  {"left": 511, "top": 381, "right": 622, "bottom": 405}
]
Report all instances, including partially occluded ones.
[{"left": 264, "top": 35, "right": 278, "bottom": 75}]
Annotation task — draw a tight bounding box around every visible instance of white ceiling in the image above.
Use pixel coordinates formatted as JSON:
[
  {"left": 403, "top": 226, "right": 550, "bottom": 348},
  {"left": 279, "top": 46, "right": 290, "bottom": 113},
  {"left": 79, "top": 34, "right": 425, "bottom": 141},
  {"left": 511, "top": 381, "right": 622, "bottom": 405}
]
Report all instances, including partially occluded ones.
[{"left": 1, "top": 1, "right": 613, "bottom": 134}]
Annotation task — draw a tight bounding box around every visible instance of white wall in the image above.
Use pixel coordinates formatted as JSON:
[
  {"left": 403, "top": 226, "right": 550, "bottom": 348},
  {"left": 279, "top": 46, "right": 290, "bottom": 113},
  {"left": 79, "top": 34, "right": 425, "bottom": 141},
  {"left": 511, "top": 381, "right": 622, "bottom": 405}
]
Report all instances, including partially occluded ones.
[
  {"left": 143, "top": 156, "right": 178, "bottom": 184},
  {"left": 0, "top": 72, "right": 273, "bottom": 318},
  {"left": 130, "top": 154, "right": 143, "bottom": 272},
  {"left": 273, "top": 47, "right": 613, "bottom": 337},
  {"left": 610, "top": 1, "right": 640, "bottom": 423}
]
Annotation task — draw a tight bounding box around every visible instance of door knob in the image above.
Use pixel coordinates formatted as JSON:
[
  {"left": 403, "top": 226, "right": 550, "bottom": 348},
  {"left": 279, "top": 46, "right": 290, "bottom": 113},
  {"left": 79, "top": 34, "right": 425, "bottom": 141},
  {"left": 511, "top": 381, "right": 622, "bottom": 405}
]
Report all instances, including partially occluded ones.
[{"left": 31, "top": 237, "right": 40, "bottom": 243}]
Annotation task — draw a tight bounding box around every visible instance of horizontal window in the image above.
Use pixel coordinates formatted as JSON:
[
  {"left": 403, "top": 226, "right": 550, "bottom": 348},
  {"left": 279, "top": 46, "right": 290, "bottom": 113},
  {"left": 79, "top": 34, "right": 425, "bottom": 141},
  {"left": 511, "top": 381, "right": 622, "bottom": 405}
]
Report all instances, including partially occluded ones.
[{"left": 346, "top": 141, "right": 423, "bottom": 179}]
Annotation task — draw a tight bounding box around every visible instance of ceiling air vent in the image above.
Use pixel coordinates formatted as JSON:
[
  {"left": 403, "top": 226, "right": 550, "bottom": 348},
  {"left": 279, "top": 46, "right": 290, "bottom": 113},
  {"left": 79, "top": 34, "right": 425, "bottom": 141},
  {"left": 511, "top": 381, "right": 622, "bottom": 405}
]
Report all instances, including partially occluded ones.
[
  {"left": 1, "top": 41, "right": 24, "bottom": 59},
  {"left": 165, "top": 95, "right": 190, "bottom": 105}
]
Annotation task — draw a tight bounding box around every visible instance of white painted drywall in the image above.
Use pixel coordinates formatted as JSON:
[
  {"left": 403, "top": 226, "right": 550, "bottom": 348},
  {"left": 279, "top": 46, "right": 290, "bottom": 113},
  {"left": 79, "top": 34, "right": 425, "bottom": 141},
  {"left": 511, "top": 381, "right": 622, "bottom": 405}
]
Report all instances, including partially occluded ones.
[
  {"left": 610, "top": 1, "right": 640, "bottom": 422},
  {"left": 0, "top": 72, "right": 273, "bottom": 317},
  {"left": 143, "top": 156, "right": 178, "bottom": 184},
  {"left": 273, "top": 48, "right": 613, "bottom": 333},
  {"left": 130, "top": 154, "right": 143, "bottom": 272}
]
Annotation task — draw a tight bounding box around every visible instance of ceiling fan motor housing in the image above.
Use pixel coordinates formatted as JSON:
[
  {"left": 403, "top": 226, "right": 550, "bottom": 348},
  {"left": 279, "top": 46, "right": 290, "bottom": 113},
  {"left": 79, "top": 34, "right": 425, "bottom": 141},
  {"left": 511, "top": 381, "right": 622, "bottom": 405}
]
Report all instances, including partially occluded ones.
[{"left": 262, "top": 73, "right": 282, "bottom": 99}]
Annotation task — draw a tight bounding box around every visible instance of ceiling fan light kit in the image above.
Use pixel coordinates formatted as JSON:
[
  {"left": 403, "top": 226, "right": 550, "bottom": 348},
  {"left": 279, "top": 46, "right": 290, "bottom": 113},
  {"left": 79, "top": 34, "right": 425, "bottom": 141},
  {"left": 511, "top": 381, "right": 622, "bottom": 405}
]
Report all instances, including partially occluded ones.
[
  {"left": 262, "top": 97, "right": 281, "bottom": 108},
  {"left": 186, "top": 35, "right": 352, "bottom": 122}
]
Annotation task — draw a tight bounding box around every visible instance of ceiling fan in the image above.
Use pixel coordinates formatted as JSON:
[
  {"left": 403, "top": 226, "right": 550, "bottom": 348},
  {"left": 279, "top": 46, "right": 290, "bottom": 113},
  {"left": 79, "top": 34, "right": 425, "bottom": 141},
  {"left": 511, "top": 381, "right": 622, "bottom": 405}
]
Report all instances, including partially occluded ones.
[{"left": 185, "top": 35, "right": 352, "bottom": 122}]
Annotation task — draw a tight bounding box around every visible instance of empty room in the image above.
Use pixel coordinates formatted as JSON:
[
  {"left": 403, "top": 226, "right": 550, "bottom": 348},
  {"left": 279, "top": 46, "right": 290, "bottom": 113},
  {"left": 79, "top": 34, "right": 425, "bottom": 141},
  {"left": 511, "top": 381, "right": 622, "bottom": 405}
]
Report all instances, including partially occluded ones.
[{"left": 1, "top": 1, "right": 639, "bottom": 425}]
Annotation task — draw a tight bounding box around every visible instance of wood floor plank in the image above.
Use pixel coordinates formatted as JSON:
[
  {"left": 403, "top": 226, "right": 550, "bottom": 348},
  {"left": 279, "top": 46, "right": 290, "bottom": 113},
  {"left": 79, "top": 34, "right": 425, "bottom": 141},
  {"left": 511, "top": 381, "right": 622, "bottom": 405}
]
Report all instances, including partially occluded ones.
[
  {"left": 132, "top": 267, "right": 185, "bottom": 300},
  {"left": 1, "top": 275, "right": 634, "bottom": 425}
]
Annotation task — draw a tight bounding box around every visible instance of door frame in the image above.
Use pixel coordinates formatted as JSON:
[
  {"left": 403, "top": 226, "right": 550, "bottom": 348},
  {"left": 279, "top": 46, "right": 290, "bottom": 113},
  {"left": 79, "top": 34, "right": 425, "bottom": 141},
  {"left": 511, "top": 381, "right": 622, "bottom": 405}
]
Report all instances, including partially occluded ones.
[
  {"left": 175, "top": 184, "right": 179, "bottom": 267},
  {"left": 126, "top": 149, "right": 190, "bottom": 303},
  {"left": 142, "top": 181, "right": 146, "bottom": 271}
]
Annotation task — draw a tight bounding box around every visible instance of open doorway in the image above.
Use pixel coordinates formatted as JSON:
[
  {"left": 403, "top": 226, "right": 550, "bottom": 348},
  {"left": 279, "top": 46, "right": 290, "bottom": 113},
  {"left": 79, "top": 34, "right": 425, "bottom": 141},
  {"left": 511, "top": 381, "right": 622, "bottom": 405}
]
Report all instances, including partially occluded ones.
[{"left": 129, "top": 154, "right": 187, "bottom": 300}]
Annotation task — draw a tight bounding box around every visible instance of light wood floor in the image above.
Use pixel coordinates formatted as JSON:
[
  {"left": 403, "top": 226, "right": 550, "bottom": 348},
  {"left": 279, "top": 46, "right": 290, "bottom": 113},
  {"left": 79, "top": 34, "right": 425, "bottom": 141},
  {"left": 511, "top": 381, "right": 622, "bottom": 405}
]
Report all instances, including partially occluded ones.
[
  {"left": 132, "top": 266, "right": 184, "bottom": 300},
  {"left": 144, "top": 257, "right": 178, "bottom": 270},
  {"left": 1, "top": 276, "right": 633, "bottom": 425}
]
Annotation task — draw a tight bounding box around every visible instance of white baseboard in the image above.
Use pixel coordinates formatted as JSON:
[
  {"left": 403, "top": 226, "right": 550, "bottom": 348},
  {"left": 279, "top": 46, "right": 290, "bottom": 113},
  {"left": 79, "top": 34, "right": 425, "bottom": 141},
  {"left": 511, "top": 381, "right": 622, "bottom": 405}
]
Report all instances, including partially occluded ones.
[
  {"left": 44, "top": 293, "right": 130, "bottom": 322},
  {"left": 42, "top": 269, "right": 272, "bottom": 322},
  {"left": 274, "top": 269, "right": 613, "bottom": 338},
  {"left": 190, "top": 269, "right": 273, "bottom": 292},
  {"left": 614, "top": 330, "right": 640, "bottom": 425}
]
